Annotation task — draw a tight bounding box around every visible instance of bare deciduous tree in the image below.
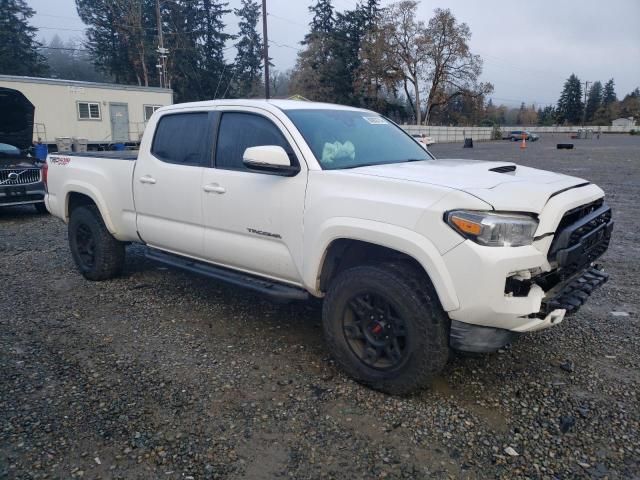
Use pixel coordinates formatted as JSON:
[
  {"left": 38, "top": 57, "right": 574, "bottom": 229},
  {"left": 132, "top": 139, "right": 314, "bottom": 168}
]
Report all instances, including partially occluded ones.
[
  {"left": 381, "top": 1, "right": 428, "bottom": 123},
  {"left": 381, "top": 3, "right": 492, "bottom": 124},
  {"left": 422, "top": 8, "right": 492, "bottom": 124}
]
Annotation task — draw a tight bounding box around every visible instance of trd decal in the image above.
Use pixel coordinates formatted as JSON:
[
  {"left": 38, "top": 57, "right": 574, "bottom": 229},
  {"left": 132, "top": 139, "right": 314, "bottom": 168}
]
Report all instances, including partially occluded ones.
[{"left": 50, "top": 156, "right": 71, "bottom": 166}]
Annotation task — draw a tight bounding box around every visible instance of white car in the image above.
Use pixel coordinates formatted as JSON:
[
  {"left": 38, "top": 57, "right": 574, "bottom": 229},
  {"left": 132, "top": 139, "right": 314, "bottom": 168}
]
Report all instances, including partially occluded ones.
[
  {"left": 44, "top": 100, "right": 613, "bottom": 394},
  {"left": 412, "top": 134, "right": 436, "bottom": 146}
]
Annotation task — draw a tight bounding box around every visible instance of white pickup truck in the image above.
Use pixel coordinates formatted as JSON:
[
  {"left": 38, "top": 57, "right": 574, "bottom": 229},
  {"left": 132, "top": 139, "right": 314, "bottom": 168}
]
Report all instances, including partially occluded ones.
[{"left": 45, "top": 100, "right": 613, "bottom": 394}]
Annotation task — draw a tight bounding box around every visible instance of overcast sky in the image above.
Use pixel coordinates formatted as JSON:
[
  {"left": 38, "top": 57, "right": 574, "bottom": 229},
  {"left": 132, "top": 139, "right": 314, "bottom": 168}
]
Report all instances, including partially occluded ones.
[{"left": 29, "top": 0, "right": 640, "bottom": 107}]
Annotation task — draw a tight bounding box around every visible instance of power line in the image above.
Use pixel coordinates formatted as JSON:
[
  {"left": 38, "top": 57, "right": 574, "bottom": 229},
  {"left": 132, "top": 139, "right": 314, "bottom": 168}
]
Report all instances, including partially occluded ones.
[
  {"left": 262, "top": 0, "right": 270, "bottom": 99},
  {"left": 268, "top": 40, "right": 302, "bottom": 52},
  {"left": 39, "top": 46, "right": 89, "bottom": 52},
  {"left": 267, "top": 12, "right": 306, "bottom": 29},
  {"left": 33, "top": 25, "right": 85, "bottom": 32},
  {"left": 35, "top": 12, "right": 84, "bottom": 21}
]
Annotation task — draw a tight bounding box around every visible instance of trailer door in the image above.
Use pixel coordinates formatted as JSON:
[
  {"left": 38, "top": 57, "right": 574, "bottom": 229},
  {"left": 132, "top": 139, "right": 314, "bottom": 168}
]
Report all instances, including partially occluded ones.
[{"left": 109, "top": 103, "right": 129, "bottom": 142}]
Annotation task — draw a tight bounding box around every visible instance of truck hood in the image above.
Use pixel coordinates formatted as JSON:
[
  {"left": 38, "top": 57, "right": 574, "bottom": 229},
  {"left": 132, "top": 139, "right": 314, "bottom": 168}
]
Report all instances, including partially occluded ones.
[{"left": 350, "top": 159, "right": 589, "bottom": 213}]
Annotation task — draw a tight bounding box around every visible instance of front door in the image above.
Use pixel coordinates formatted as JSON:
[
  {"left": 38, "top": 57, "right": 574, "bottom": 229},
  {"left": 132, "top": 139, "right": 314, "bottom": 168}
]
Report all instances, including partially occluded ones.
[
  {"left": 134, "top": 111, "right": 212, "bottom": 258},
  {"left": 109, "top": 103, "right": 129, "bottom": 142},
  {"left": 201, "top": 109, "right": 307, "bottom": 283}
]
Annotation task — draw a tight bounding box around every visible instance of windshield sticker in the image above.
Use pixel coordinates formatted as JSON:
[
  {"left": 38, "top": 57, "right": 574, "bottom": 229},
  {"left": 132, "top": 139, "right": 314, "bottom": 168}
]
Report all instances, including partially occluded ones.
[{"left": 363, "top": 116, "right": 388, "bottom": 125}]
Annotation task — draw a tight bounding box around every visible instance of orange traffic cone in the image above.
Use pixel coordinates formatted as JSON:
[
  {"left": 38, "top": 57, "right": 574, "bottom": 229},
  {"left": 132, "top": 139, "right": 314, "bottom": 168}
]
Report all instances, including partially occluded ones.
[{"left": 520, "top": 132, "right": 527, "bottom": 149}]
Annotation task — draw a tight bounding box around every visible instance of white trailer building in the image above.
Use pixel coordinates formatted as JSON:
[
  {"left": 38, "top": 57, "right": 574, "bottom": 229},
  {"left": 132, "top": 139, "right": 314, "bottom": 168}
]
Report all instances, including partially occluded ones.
[
  {"left": 0, "top": 75, "right": 173, "bottom": 147},
  {"left": 611, "top": 117, "right": 636, "bottom": 128}
]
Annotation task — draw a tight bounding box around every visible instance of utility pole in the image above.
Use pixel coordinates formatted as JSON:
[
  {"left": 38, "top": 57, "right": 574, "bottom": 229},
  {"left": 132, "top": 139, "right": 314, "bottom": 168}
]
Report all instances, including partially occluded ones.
[
  {"left": 262, "top": 0, "right": 270, "bottom": 99},
  {"left": 582, "top": 80, "right": 591, "bottom": 126},
  {"left": 156, "top": 0, "right": 169, "bottom": 89}
]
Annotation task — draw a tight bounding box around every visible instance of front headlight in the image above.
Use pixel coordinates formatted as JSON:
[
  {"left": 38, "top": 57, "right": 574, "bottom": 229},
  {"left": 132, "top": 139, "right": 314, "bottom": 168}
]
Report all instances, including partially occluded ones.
[{"left": 446, "top": 210, "right": 538, "bottom": 247}]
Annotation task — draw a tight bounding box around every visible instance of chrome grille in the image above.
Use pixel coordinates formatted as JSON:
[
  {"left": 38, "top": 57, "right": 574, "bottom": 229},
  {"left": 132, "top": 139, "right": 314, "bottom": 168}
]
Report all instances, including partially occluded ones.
[{"left": 0, "top": 168, "right": 42, "bottom": 186}]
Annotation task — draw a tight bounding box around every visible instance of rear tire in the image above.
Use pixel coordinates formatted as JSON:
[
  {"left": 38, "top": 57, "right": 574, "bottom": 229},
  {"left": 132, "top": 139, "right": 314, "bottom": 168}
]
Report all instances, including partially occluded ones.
[
  {"left": 322, "top": 262, "right": 449, "bottom": 395},
  {"left": 68, "top": 205, "right": 125, "bottom": 281}
]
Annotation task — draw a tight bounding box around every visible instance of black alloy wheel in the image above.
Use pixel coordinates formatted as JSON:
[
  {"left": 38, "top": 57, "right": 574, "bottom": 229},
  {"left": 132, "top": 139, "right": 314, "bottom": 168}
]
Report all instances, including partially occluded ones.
[
  {"left": 68, "top": 205, "right": 125, "bottom": 281},
  {"left": 343, "top": 292, "right": 409, "bottom": 370},
  {"left": 75, "top": 223, "right": 97, "bottom": 270},
  {"left": 322, "top": 262, "right": 450, "bottom": 395}
]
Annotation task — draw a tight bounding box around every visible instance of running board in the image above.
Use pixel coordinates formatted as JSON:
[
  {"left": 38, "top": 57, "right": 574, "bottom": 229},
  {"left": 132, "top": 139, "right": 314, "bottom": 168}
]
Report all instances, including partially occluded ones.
[{"left": 146, "top": 248, "right": 309, "bottom": 301}]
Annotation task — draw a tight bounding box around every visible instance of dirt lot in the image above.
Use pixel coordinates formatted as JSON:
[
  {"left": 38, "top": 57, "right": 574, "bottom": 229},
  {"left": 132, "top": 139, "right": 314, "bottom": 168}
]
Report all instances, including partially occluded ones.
[{"left": 1, "top": 134, "right": 639, "bottom": 479}]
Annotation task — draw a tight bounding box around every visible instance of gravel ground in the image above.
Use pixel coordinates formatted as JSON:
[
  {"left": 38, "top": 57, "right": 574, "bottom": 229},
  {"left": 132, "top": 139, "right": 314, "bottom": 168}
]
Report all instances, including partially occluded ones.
[{"left": 1, "top": 134, "right": 639, "bottom": 479}]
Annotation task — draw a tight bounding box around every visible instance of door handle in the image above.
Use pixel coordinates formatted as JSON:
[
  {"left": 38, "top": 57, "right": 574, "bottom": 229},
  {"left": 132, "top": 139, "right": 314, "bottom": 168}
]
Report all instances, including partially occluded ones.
[
  {"left": 139, "top": 175, "right": 157, "bottom": 184},
  {"left": 203, "top": 183, "right": 226, "bottom": 194}
]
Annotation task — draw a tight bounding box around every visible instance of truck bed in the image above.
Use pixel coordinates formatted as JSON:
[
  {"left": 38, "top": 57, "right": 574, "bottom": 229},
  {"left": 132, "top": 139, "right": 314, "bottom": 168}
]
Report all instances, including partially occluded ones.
[{"left": 46, "top": 150, "right": 139, "bottom": 241}]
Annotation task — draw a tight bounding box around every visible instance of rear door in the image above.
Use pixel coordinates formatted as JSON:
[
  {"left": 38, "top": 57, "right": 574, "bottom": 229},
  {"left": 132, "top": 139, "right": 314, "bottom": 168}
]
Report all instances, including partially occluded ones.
[
  {"left": 201, "top": 108, "right": 307, "bottom": 283},
  {"left": 109, "top": 103, "right": 130, "bottom": 142},
  {"left": 134, "top": 111, "right": 213, "bottom": 258}
]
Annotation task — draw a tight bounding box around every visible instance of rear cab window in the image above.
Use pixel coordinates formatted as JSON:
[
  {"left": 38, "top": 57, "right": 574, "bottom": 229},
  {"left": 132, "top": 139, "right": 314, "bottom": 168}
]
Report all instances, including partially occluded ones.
[{"left": 151, "top": 112, "right": 211, "bottom": 166}]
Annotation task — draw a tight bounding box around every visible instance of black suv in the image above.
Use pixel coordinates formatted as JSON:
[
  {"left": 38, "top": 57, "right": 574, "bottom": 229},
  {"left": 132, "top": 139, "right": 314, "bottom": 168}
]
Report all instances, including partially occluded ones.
[{"left": 0, "top": 87, "right": 46, "bottom": 213}]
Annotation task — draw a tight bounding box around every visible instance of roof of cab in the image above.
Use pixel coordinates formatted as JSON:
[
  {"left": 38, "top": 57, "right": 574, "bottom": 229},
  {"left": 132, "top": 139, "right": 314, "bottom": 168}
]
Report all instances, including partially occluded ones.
[{"left": 159, "top": 98, "right": 369, "bottom": 113}]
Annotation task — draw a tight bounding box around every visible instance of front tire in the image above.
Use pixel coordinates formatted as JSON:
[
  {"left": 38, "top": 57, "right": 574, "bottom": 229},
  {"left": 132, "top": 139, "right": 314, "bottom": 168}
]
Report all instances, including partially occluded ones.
[
  {"left": 322, "top": 262, "right": 449, "bottom": 395},
  {"left": 68, "top": 205, "right": 125, "bottom": 280}
]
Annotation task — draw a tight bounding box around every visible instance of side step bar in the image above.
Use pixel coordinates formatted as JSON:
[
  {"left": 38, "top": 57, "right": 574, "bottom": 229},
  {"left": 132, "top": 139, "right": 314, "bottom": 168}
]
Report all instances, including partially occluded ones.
[{"left": 146, "top": 248, "right": 309, "bottom": 301}]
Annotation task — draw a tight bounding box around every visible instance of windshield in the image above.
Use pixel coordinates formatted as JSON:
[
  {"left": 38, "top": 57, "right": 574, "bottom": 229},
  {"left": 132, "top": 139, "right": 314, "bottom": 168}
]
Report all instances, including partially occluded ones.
[{"left": 284, "top": 109, "right": 433, "bottom": 170}]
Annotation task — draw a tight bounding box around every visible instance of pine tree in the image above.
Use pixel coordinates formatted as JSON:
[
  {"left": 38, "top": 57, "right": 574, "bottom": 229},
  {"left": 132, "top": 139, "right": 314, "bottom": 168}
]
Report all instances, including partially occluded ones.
[
  {"left": 556, "top": 74, "right": 583, "bottom": 125},
  {"left": 620, "top": 87, "right": 640, "bottom": 119},
  {"left": 290, "top": 0, "right": 335, "bottom": 100},
  {"left": 292, "top": 0, "right": 389, "bottom": 106},
  {"left": 585, "top": 81, "right": 603, "bottom": 123},
  {"left": 200, "top": 0, "right": 232, "bottom": 97},
  {"left": 43, "top": 35, "right": 108, "bottom": 82},
  {"left": 362, "top": 0, "right": 381, "bottom": 28},
  {"left": 309, "top": 0, "right": 334, "bottom": 35},
  {"left": 0, "top": 0, "right": 48, "bottom": 76},
  {"left": 163, "top": 0, "right": 203, "bottom": 101},
  {"left": 232, "top": 0, "right": 263, "bottom": 98},
  {"left": 603, "top": 78, "right": 617, "bottom": 105},
  {"left": 76, "top": 0, "right": 153, "bottom": 85},
  {"left": 538, "top": 105, "right": 556, "bottom": 126},
  {"left": 331, "top": 6, "right": 368, "bottom": 104}
]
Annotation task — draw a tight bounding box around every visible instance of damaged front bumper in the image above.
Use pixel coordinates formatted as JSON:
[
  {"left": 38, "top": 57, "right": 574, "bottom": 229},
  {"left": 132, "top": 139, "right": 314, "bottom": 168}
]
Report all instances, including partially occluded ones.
[
  {"left": 444, "top": 199, "right": 613, "bottom": 353},
  {"left": 449, "top": 307, "right": 566, "bottom": 353},
  {"left": 539, "top": 266, "right": 609, "bottom": 316}
]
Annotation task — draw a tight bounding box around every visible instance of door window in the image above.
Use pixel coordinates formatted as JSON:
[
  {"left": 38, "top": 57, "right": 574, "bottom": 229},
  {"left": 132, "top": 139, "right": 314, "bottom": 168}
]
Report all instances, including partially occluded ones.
[
  {"left": 215, "top": 112, "right": 295, "bottom": 171},
  {"left": 151, "top": 112, "right": 210, "bottom": 166}
]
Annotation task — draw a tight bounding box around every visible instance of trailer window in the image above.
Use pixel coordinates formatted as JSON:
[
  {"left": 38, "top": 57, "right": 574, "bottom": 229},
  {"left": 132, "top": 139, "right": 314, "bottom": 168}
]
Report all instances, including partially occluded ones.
[
  {"left": 144, "top": 105, "right": 162, "bottom": 122},
  {"left": 78, "top": 102, "right": 101, "bottom": 120}
]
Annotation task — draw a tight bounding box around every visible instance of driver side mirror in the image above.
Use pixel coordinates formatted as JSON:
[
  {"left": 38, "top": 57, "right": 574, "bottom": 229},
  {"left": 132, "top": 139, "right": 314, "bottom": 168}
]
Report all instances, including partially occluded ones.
[{"left": 242, "top": 145, "right": 299, "bottom": 177}]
